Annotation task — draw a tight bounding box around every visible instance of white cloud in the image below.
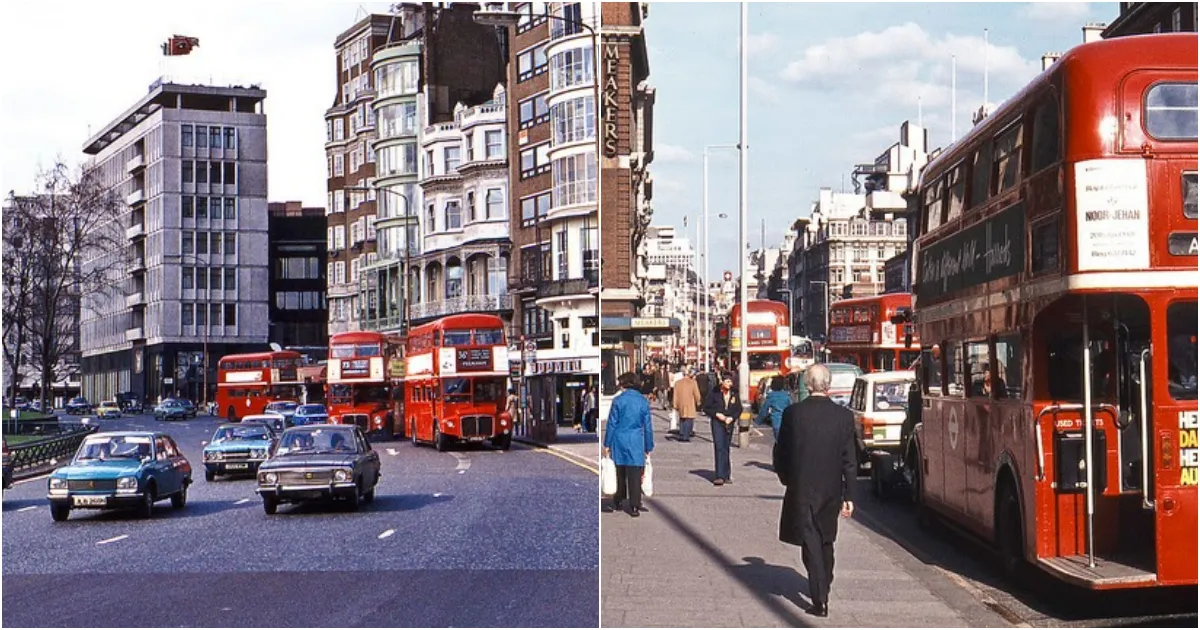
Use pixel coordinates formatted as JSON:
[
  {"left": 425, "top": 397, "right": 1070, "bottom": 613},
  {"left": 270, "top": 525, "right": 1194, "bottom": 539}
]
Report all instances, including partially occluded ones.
[
  {"left": 655, "top": 143, "right": 697, "bottom": 163},
  {"left": 746, "top": 32, "right": 780, "bottom": 57},
  {"left": 749, "top": 76, "right": 783, "bottom": 106},
  {"left": 1018, "top": 2, "right": 1090, "bottom": 22}
]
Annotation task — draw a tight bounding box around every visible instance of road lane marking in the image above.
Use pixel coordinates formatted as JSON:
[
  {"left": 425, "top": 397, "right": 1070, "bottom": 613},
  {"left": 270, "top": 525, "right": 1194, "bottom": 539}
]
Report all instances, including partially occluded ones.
[
  {"left": 16, "top": 506, "right": 38, "bottom": 513},
  {"left": 434, "top": 492, "right": 444, "bottom": 498},
  {"left": 13, "top": 473, "right": 51, "bottom": 485},
  {"left": 451, "top": 453, "right": 471, "bottom": 471},
  {"left": 96, "top": 535, "right": 128, "bottom": 545},
  {"left": 386, "top": 448, "right": 398, "bottom": 456},
  {"left": 378, "top": 529, "right": 395, "bottom": 539},
  {"left": 235, "top": 498, "right": 250, "bottom": 505},
  {"left": 538, "top": 448, "right": 600, "bottom": 475}
]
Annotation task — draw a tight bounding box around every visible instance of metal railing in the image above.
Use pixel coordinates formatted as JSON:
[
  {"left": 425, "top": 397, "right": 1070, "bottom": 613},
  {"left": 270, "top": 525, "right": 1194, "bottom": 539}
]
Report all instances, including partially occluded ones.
[
  {"left": 7, "top": 423, "right": 98, "bottom": 479},
  {"left": 410, "top": 295, "right": 514, "bottom": 320}
]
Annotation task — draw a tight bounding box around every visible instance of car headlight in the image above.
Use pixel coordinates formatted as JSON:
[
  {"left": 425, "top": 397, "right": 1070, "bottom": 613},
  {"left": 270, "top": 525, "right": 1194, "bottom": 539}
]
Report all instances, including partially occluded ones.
[
  {"left": 117, "top": 477, "right": 138, "bottom": 492},
  {"left": 334, "top": 469, "right": 351, "bottom": 482},
  {"left": 49, "top": 478, "right": 68, "bottom": 491},
  {"left": 210, "top": 450, "right": 224, "bottom": 461},
  {"left": 262, "top": 472, "right": 277, "bottom": 484},
  {"left": 252, "top": 449, "right": 267, "bottom": 459}
]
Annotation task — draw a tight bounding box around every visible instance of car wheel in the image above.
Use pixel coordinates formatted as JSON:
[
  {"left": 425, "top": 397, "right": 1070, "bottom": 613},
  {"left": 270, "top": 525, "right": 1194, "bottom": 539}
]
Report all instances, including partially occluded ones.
[
  {"left": 492, "top": 433, "right": 512, "bottom": 451},
  {"left": 171, "top": 482, "right": 188, "bottom": 509},
  {"left": 363, "top": 485, "right": 376, "bottom": 504},
  {"left": 50, "top": 503, "right": 70, "bottom": 522},
  {"left": 345, "top": 482, "right": 361, "bottom": 512},
  {"left": 137, "top": 486, "right": 155, "bottom": 519},
  {"left": 204, "top": 469, "right": 215, "bottom": 482},
  {"left": 263, "top": 496, "right": 278, "bottom": 515}
]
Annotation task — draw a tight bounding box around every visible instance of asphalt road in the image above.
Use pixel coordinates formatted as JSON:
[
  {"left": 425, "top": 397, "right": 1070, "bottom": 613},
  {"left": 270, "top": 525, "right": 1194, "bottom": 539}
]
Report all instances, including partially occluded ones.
[{"left": 2, "top": 413, "right": 599, "bottom": 627}]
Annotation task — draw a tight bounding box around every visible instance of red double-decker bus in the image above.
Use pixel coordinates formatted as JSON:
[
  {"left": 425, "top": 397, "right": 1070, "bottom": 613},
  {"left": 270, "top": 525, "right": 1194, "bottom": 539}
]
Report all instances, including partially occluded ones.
[
  {"left": 327, "top": 331, "right": 405, "bottom": 438},
  {"left": 215, "top": 351, "right": 304, "bottom": 422},
  {"left": 825, "top": 294, "right": 920, "bottom": 372},
  {"left": 404, "top": 314, "right": 513, "bottom": 451},
  {"left": 908, "top": 33, "right": 1196, "bottom": 590},
  {"left": 728, "top": 300, "right": 791, "bottom": 404}
]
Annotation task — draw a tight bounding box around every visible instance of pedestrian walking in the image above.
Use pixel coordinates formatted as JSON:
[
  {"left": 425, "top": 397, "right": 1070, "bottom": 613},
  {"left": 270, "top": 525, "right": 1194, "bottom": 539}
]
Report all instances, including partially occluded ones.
[
  {"left": 755, "top": 375, "right": 792, "bottom": 442},
  {"left": 654, "top": 365, "right": 670, "bottom": 410},
  {"left": 672, "top": 367, "right": 703, "bottom": 442},
  {"left": 505, "top": 388, "right": 520, "bottom": 429},
  {"left": 703, "top": 372, "right": 741, "bottom": 486},
  {"left": 772, "top": 364, "right": 857, "bottom": 618},
  {"left": 580, "top": 386, "right": 598, "bottom": 433},
  {"left": 603, "top": 372, "right": 655, "bottom": 517}
]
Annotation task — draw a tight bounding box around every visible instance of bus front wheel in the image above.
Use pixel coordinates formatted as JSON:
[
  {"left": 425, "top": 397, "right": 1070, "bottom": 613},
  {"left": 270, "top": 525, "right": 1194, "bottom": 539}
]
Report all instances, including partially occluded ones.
[
  {"left": 492, "top": 433, "right": 512, "bottom": 451},
  {"left": 434, "top": 422, "right": 450, "bottom": 452},
  {"left": 227, "top": 407, "right": 238, "bottom": 423},
  {"left": 410, "top": 419, "right": 420, "bottom": 447}
]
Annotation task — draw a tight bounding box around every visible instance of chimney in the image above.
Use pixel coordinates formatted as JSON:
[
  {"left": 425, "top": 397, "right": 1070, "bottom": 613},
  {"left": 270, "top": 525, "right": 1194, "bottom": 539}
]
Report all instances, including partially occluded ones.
[
  {"left": 1082, "top": 23, "right": 1107, "bottom": 43},
  {"left": 1041, "top": 53, "right": 1062, "bottom": 71}
]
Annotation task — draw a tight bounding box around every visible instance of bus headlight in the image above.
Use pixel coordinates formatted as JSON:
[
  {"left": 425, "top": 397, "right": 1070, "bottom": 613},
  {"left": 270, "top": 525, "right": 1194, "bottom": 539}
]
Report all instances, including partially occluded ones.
[
  {"left": 374, "top": 416, "right": 384, "bottom": 427},
  {"left": 334, "top": 469, "right": 351, "bottom": 482}
]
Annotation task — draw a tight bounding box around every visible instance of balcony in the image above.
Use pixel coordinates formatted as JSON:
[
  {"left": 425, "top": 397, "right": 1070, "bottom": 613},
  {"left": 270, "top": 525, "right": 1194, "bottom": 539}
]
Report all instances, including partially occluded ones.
[
  {"left": 866, "top": 190, "right": 907, "bottom": 213},
  {"left": 126, "top": 189, "right": 145, "bottom": 206},
  {"left": 410, "top": 294, "right": 514, "bottom": 321},
  {"left": 125, "top": 327, "right": 145, "bottom": 342},
  {"left": 535, "top": 273, "right": 599, "bottom": 300},
  {"left": 125, "top": 154, "right": 145, "bottom": 174},
  {"left": 129, "top": 257, "right": 146, "bottom": 273},
  {"left": 455, "top": 103, "right": 505, "bottom": 130},
  {"left": 125, "top": 291, "right": 145, "bottom": 308},
  {"left": 125, "top": 222, "right": 144, "bottom": 240}
]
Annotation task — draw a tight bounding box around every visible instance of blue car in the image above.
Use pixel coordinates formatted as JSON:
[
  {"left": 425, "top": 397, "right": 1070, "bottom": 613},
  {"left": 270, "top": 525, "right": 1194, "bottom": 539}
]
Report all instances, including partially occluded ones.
[
  {"left": 46, "top": 431, "right": 192, "bottom": 521},
  {"left": 202, "top": 422, "right": 277, "bottom": 481},
  {"left": 292, "top": 404, "right": 328, "bottom": 427}
]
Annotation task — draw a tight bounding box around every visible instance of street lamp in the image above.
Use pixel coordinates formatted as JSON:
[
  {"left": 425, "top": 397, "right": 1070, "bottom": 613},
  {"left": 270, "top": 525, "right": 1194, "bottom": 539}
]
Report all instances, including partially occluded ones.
[{"left": 344, "top": 186, "right": 413, "bottom": 334}]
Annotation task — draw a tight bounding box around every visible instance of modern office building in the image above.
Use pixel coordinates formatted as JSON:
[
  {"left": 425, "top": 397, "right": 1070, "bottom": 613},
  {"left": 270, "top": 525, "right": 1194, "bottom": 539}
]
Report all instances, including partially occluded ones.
[
  {"left": 268, "top": 201, "right": 328, "bottom": 361},
  {"left": 79, "top": 80, "right": 270, "bottom": 404}
]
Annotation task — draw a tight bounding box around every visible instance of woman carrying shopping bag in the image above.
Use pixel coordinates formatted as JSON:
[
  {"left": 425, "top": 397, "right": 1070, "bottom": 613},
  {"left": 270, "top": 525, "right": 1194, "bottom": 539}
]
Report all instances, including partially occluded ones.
[{"left": 603, "top": 371, "right": 655, "bottom": 517}]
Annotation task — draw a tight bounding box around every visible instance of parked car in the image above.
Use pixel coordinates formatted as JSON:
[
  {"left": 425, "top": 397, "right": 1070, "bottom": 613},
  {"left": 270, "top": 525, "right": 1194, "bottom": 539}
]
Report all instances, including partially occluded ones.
[
  {"left": 292, "top": 404, "right": 328, "bottom": 427},
  {"left": 3, "top": 438, "right": 12, "bottom": 490},
  {"left": 264, "top": 401, "right": 300, "bottom": 426},
  {"left": 154, "top": 400, "right": 188, "bottom": 421},
  {"left": 256, "top": 424, "right": 381, "bottom": 515},
  {"left": 66, "top": 397, "right": 93, "bottom": 415},
  {"left": 46, "top": 431, "right": 192, "bottom": 521},
  {"left": 97, "top": 401, "right": 122, "bottom": 419},
  {"left": 202, "top": 422, "right": 278, "bottom": 481}
]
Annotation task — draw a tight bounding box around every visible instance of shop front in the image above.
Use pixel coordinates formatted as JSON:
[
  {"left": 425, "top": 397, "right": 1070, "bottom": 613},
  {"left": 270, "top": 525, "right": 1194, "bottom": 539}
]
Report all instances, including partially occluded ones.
[{"left": 521, "top": 354, "right": 599, "bottom": 442}]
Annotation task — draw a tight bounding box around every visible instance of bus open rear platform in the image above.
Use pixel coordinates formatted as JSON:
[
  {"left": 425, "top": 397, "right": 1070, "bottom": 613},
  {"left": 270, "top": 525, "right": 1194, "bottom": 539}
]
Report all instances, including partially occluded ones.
[{"left": 1039, "top": 555, "right": 1158, "bottom": 589}]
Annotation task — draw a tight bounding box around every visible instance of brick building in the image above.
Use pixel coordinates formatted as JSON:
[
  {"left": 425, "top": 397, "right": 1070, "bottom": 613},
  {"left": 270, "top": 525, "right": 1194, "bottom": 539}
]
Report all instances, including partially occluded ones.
[{"left": 1102, "top": 2, "right": 1196, "bottom": 38}]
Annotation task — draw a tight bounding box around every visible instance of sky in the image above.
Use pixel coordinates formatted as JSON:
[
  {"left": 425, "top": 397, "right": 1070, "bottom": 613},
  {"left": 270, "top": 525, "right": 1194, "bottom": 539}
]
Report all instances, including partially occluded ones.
[
  {"left": 643, "top": 1, "right": 1118, "bottom": 275},
  {"left": 0, "top": 1, "right": 1117, "bottom": 278}
]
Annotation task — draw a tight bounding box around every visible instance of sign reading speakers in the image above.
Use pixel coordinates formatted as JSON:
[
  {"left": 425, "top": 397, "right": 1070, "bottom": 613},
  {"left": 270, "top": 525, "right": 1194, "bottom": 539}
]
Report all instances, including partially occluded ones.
[{"left": 1074, "top": 159, "right": 1150, "bottom": 271}]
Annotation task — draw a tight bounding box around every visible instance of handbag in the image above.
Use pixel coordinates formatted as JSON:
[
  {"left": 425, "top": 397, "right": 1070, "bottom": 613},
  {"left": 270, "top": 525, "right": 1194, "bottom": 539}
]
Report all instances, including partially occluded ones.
[
  {"left": 642, "top": 456, "right": 654, "bottom": 497},
  {"left": 669, "top": 409, "right": 679, "bottom": 432},
  {"left": 600, "top": 456, "right": 617, "bottom": 496}
]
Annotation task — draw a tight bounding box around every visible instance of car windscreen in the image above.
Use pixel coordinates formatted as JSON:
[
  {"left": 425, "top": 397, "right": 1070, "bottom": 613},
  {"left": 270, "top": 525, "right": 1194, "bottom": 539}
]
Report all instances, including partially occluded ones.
[
  {"left": 297, "top": 405, "right": 326, "bottom": 415},
  {"left": 76, "top": 436, "right": 152, "bottom": 462},
  {"left": 278, "top": 428, "right": 358, "bottom": 454},
  {"left": 268, "top": 402, "right": 299, "bottom": 411},
  {"left": 830, "top": 371, "right": 858, "bottom": 391},
  {"left": 213, "top": 427, "right": 270, "bottom": 442}
]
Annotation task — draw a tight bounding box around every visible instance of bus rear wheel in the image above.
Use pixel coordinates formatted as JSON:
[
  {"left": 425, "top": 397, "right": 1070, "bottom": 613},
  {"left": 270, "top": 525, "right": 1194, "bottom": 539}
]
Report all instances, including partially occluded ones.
[
  {"left": 997, "top": 481, "right": 1027, "bottom": 582},
  {"left": 410, "top": 419, "right": 420, "bottom": 447}
]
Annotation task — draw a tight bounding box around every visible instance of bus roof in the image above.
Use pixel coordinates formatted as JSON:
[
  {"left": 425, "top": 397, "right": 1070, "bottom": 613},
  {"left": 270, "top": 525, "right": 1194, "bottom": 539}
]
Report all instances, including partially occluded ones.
[
  {"left": 408, "top": 313, "right": 506, "bottom": 337},
  {"left": 218, "top": 350, "right": 300, "bottom": 363},
  {"left": 828, "top": 294, "right": 911, "bottom": 310},
  {"left": 329, "top": 331, "right": 392, "bottom": 344}
]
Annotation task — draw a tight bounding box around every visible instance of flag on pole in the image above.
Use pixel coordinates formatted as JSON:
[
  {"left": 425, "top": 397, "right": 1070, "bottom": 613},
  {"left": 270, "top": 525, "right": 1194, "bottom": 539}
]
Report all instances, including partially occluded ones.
[{"left": 162, "top": 35, "right": 199, "bottom": 56}]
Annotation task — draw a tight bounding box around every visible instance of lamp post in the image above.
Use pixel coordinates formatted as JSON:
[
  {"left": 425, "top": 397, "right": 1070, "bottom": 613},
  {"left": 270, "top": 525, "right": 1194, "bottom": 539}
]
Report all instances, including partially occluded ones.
[
  {"left": 703, "top": 145, "right": 736, "bottom": 373},
  {"left": 344, "top": 186, "right": 413, "bottom": 335},
  {"left": 778, "top": 286, "right": 793, "bottom": 344},
  {"left": 737, "top": 2, "right": 750, "bottom": 448}
]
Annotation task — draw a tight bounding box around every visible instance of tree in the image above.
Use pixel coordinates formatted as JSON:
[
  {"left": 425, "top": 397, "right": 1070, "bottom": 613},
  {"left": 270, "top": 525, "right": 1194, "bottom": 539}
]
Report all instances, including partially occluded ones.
[
  {"left": 2, "top": 198, "right": 36, "bottom": 403},
  {"left": 5, "top": 161, "right": 128, "bottom": 410}
]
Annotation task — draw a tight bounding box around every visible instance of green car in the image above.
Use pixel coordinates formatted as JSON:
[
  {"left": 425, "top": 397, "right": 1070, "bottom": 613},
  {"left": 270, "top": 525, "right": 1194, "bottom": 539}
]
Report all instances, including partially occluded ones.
[
  {"left": 788, "top": 362, "right": 864, "bottom": 406},
  {"left": 46, "top": 431, "right": 192, "bottom": 521}
]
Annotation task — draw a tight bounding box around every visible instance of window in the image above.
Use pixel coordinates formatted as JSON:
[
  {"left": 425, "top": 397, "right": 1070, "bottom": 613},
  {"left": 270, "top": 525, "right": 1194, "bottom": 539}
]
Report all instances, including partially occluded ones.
[
  {"left": 224, "top": 162, "right": 236, "bottom": 185},
  {"left": 182, "top": 196, "right": 194, "bottom": 219},
  {"left": 487, "top": 256, "right": 507, "bottom": 295},
  {"left": 225, "top": 232, "right": 236, "bottom": 255},
  {"left": 521, "top": 193, "right": 551, "bottom": 225},
  {"left": 182, "top": 161, "right": 194, "bottom": 184},
  {"left": 350, "top": 258, "right": 360, "bottom": 283},
  {"left": 182, "top": 267, "right": 195, "bottom": 290},
  {"left": 1168, "top": 301, "right": 1198, "bottom": 400},
  {"left": 225, "top": 127, "right": 236, "bottom": 150},
  {"left": 224, "top": 197, "right": 236, "bottom": 219},
  {"left": 210, "top": 126, "right": 222, "bottom": 150},
  {"left": 211, "top": 233, "right": 223, "bottom": 256},
  {"left": 969, "top": 140, "right": 993, "bottom": 207},
  {"left": 446, "top": 263, "right": 463, "bottom": 298},
  {"left": 196, "top": 231, "right": 209, "bottom": 255},
  {"left": 945, "top": 163, "right": 966, "bottom": 223},
  {"left": 196, "top": 303, "right": 207, "bottom": 326},
  {"left": 1145, "top": 83, "right": 1198, "bottom": 141},
  {"left": 1172, "top": 7, "right": 1182, "bottom": 31},
  {"left": 181, "top": 125, "right": 193, "bottom": 148},
  {"left": 334, "top": 119, "right": 345, "bottom": 141},
  {"left": 196, "top": 160, "right": 208, "bottom": 184},
  {"left": 964, "top": 341, "right": 990, "bottom": 397},
  {"left": 1031, "top": 217, "right": 1060, "bottom": 274},
  {"left": 197, "top": 197, "right": 208, "bottom": 219},
  {"left": 556, "top": 229, "right": 569, "bottom": 279},
  {"left": 581, "top": 226, "right": 598, "bottom": 273},
  {"left": 334, "top": 154, "right": 344, "bottom": 177},
  {"left": 485, "top": 188, "right": 503, "bottom": 219},
  {"left": 196, "top": 266, "right": 208, "bottom": 289},
  {"left": 992, "top": 123, "right": 1023, "bottom": 194},
  {"left": 486, "top": 130, "right": 503, "bottom": 158},
  {"left": 196, "top": 125, "right": 208, "bottom": 149},
  {"left": 225, "top": 304, "right": 237, "bottom": 327},
  {"left": 552, "top": 95, "right": 596, "bottom": 146},
  {"left": 1030, "top": 95, "right": 1061, "bottom": 173},
  {"left": 520, "top": 144, "right": 550, "bottom": 178},
  {"left": 426, "top": 204, "right": 436, "bottom": 232},
  {"left": 994, "top": 334, "right": 1021, "bottom": 399},
  {"left": 182, "top": 304, "right": 194, "bottom": 326},
  {"left": 518, "top": 49, "right": 536, "bottom": 81},
  {"left": 182, "top": 232, "right": 194, "bottom": 254},
  {"left": 466, "top": 191, "right": 476, "bottom": 222},
  {"left": 922, "top": 179, "right": 944, "bottom": 233},
  {"left": 210, "top": 304, "right": 222, "bottom": 327},
  {"left": 225, "top": 268, "right": 236, "bottom": 290},
  {"left": 946, "top": 342, "right": 964, "bottom": 396},
  {"left": 210, "top": 267, "right": 222, "bottom": 290},
  {"left": 445, "top": 201, "right": 462, "bottom": 230},
  {"left": 211, "top": 162, "right": 223, "bottom": 185},
  {"left": 445, "top": 146, "right": 461, "bottom": 173},
  {"left": 464, "top": 133, "right": 474, "bottom": 162},
  {"left": 550, "top": 46, "right": 594, "bottom": 91}
]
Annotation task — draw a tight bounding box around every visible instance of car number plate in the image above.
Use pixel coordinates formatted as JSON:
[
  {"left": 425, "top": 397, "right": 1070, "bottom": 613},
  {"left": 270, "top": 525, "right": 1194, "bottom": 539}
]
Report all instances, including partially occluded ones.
[
  {"left": 226, "top": 463, "right": 249, "bottom": 470},
  {"left": 467, "top": 437, "right": 485, "bottom": 442},
  {"left": 73, "top": 495, "right": 107, "bottom": 507}
]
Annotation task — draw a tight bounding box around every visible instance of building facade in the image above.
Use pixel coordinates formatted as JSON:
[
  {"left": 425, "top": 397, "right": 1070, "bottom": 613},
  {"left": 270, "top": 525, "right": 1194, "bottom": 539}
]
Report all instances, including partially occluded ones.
[
  {"left": 268, "top": 202, "right": 328, "bottom": 361},
  {"left": 639, "top": 225, "right": 697, "bottom": 360},
  {"left": 80, "top": 80, "right": 270, "bottom": 404},
  {"left": 1102, "top": 2, "right": 1197, "bottom": 38}
]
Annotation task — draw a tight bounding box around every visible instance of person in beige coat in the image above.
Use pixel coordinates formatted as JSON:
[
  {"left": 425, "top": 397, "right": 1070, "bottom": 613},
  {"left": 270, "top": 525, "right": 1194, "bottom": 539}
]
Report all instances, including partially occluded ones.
[{"left": 672, "top": 367, "right": 704, "bottom": 442}]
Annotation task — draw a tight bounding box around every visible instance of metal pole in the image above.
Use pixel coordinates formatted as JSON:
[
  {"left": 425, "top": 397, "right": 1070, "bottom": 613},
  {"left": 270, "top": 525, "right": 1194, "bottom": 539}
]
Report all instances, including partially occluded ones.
[
  {"left": 737, "top": 2, "right": 750, "bottom": 448},
  {"left": 703, "top": 151, "right": 710, "bottom": 373},
  {"left": 1081, "top": 296, "right": 1096, "bottom": 568}
]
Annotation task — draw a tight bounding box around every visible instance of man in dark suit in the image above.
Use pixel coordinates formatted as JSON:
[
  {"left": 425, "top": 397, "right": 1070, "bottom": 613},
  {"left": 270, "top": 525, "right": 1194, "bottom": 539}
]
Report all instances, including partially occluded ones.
[{"left": 772, "top": 363, "right": 857, "bottom": 618}]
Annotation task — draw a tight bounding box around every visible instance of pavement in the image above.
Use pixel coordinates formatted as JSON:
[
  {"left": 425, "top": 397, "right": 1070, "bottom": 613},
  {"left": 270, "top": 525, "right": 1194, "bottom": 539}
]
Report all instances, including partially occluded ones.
[
  {"left": 600, "top": 407, "right": 1012, "bottom": 628},
  {"left": 3, "top": 413, "right": 599, "bottom": 627},
  {"left": 515, "top": 424, "right": 599, "bottom": 473}
]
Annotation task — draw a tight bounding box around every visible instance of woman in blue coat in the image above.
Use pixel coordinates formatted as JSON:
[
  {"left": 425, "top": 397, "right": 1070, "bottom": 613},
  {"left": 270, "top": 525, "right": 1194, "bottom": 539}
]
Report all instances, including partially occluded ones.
[{"left": 603, "top": 372, "right": 655, "bottom": 517}]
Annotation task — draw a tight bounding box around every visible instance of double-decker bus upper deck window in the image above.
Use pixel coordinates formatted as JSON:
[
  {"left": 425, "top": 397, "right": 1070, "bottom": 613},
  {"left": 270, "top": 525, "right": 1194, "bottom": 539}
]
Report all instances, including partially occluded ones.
[
  {"left": 946, "top": 163, "right": 966, "bottom": 223},
  {"left": 970, "top": 140, "right": 994, "bottom": 208},
  {"left": 923, "top": 179, "right": 945, "bottom": 232},
  {"left": 1167, "top": 301, "right": 1198, "bottom": 401},
  {"left": 1031, "top": 95, "right": 1061, "bottom": 173},
  {"left": 355, "top": 344, "right": 381, "bottom": 357},
  {"left": 1030, "top": 217, "right": 1061, "bottom": 275},
  {"left": 1145, "top": 82, "right": 1198, "bottom": 141},
  {"left": 331, "top": 344, "right": 355, "bottom": 359},
  {"left": 474, "top": 329, "right": 504, "bottom": 345},
  {"left": 1183, "top": 172, "right": 1197, "bottom": 219},
  {"left": 994, "top": 334, "right": 1022, "bottom": 400},
  {"left": 992, "top": 123, "right": 1024, "bottom": 194},
  {"left": 443, "top": 331, "right": 473, "bottom": 346}
]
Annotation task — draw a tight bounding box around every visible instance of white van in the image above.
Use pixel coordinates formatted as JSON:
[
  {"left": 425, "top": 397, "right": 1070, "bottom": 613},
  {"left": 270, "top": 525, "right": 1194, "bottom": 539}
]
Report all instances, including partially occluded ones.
[{"left": 848, "top": 371, "right": 916, "bottom": 453}]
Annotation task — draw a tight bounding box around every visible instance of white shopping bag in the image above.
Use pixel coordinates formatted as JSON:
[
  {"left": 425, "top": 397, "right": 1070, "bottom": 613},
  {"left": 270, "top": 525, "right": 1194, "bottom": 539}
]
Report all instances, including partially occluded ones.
[
  {"left": 642, "top": 456, "right": 654, "bottom": 497},
  {"left": 669, "top": 409, "right": 679, "bottom": 432},
  {"left": 601, "top": 456, "right": 617, "bottom": 496}
]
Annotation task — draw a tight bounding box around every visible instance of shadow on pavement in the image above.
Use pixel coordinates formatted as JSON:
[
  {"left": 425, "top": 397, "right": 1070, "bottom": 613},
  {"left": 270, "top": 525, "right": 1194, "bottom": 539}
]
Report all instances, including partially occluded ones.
[
  {"left": 275, "top": 493, "right": 452, "bottom": 515},
  {"left": 2, "top": 499, "right": 43, "bottom": 512},
  {"left": 647, "top": 497, "right": 813, "bottom": 628},
  {"left": 687, "top": 469, "right": 717, "bottom": 483},
  {"left": 743, "top": 460, "right": 776, "bottom": 473},
  {"left": 53, "top": 499, "right": 244, "bottom": 523}
]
